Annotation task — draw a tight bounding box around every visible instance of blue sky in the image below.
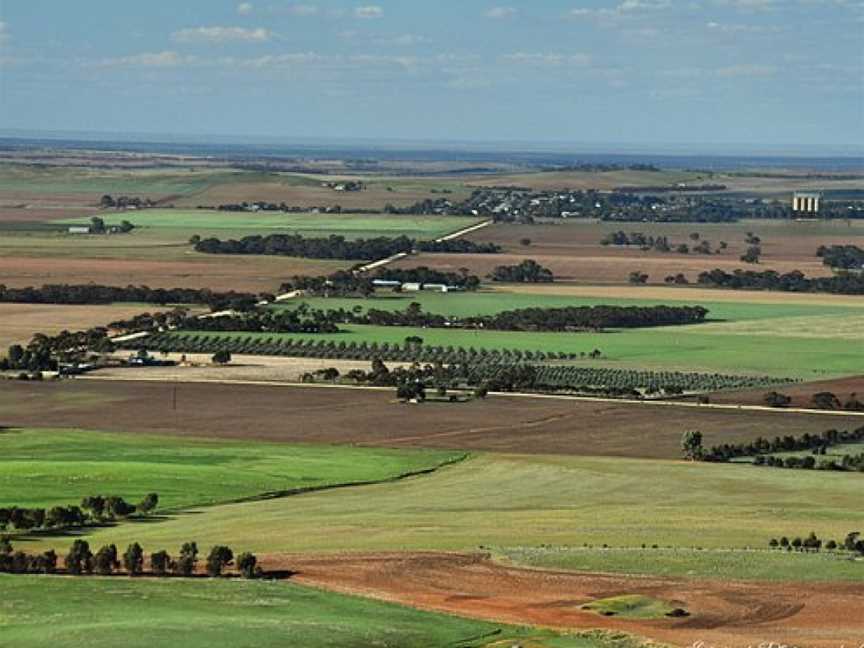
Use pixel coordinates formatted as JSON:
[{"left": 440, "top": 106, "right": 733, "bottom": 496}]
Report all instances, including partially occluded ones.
[{"left": 1, "top": 0, "right": 862, "bottom": 152}]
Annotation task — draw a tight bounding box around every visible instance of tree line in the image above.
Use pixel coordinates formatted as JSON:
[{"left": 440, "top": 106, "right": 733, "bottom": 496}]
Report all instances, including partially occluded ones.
[
  {"left": 193, "top": 233, "right": 499, "bottom": 260},
  {"left": 768, "top": 531, "right": 864, "bottom": 555},
  {"left": 696, "top": 269, "right": 864, "bottom": 295},
  {"left": 1, "top": 493, "right": 158, "bottom": 532},
  {"left": 0, "top": 538, "right": 261, "bottom": 579},
  {"left": 0, "top": 284, "right": 265, "bottom": 311},
  {"left": 684, "top": 426, "right": 864, "bottom": 471}
]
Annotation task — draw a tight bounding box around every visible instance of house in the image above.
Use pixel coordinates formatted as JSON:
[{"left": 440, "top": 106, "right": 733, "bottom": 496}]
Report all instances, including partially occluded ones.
[
  {"left": 68, "top": 226, "right": 91, "bottom": 234},
  {"left": 372, "top": 279, "right": 402, "bottom": 287},
  {"left": 401, "top": 282, "right": 422, "bottom": 292}
]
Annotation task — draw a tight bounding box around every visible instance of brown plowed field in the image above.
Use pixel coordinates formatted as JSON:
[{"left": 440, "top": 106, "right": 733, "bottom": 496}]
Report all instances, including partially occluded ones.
[
  {"left": 391, "top": 220, "right": 864, "bottom": 285},
  {"left": 2, "top": 380, "right": 861, "bottom": 459},
  {"left": 284, "top": 551, "right": 864, "bottom": 647},
  {"left": 0, "top": 303, "right": 159, "bottom": 349},
  {"left": 0, "top": 255, "right": 344, "bottom": 292}
]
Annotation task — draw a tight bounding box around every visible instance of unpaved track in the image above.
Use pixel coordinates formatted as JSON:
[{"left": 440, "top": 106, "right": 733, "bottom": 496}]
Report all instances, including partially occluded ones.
[{"left": 282, "top": 551, "right": 864, "bottom": 648}]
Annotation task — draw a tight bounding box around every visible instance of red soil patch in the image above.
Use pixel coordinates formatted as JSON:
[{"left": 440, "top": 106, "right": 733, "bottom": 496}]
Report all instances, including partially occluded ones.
[{"left": 282, "top": 551, "right": 864, "bottom": 647}]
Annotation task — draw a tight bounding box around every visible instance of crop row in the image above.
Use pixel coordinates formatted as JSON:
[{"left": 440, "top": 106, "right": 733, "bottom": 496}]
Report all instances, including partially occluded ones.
[
  {"left": 123, "top": 332, "right": 580, "bottom": 363},
  {"left": 461, "top": 364, "right": 792, "bottom": 394}
]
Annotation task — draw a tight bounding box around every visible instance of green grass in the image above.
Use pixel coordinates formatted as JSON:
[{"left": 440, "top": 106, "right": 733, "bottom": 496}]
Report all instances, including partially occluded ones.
[
  {"left": 57, "top": 210, "right": 480, "bottom": 240},
  {"left": 0, "top": 575, "right": 620, "bottom": 648},
  {"left": 26, "top": 453, "right": 863, "bottom": 582},
  {"left": 168, "top": 320, "right": 863, "bottom": 378},
  {"left": 580, "top": 595, "right": 675, "bottom": 619},
  {"left": 497, "top": 546, "right": 864, "bottom": 582},
  {"left": 273, "top": 289, "right": 864, "bottom": 322},
  {"left": 0, "top": 428, "right": 461, "bottom": 510}
]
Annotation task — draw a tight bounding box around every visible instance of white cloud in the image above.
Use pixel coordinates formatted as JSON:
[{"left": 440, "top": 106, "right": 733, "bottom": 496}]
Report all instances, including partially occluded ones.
[
  {"left": 502, "top": 52, "right": 592, "bottom": 67},
  {"left": 618, "top": 0, "right": 671, "bottom": 10},
  {"left": 286, "top": 4, "right": 319, "bottom": 16},
  {"left": 567, "top": 0, "right": 670, "bottom": 20},
  {"left": 716, "top": 63, "right": 777, "bottom": 76},
  {"left": 486, "top": 7, "right": 518, "bottom": 18},
  {"left": 172, "top": 26, "right": 272, "bottom": 43},
  {"left": 354, "top": 6, "right": 383, "bottom": 19},
  {"left": 91, "top": 51, "right": 193, "bottom": 68},
  {"left": 0, "top": 21, "right": 9, "bottom": 45},
  {"left": 237, "top": 2, "right": 254, "bottom": 15},
  {"left": 706, "top": 20, "right": 781, "bottom": 32}
]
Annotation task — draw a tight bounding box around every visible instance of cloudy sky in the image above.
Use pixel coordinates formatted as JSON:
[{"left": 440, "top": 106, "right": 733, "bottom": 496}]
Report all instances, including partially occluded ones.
[{"left": 1, "top": 0, "right": 861, "bottom": 152}]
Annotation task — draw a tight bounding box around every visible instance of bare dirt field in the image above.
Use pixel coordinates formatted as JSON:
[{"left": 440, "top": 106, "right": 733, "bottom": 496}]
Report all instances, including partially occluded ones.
[
  {"left": 395, "top": 220, "right": 864, "bottom": 285},
  {"left": 0, "top": 303, "right": 157, "bottom": 349},
  {"left": 2, "top": 380, "right": 860, "bottom": 459},
  {"left": 0, "top": 255, "right": 344, "bottom": 292},
  {"left": 713, "top": 375, "right": 864, "bottom": 409},
  {"left": 286, "top": 551, "right": 864, "bottom": 647}
]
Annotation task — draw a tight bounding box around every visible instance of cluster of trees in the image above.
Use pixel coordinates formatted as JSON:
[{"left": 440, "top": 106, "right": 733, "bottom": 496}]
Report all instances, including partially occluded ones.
[
  {"left": 696, "top": 269, "right": 864, "bottom": 295},
  {"left": 99, "top": 195, "right": 154, "bottom": 209},
  {"left": 193, "top": 234, "right": 500, "bottom": 261},
  {"left": 769, "top": 531, "right": 864, "bottom": 555},
  {"left": 415, "top": 239, "right": 501, "bottom": 254},
  {"left": 0, "top": 493, "right": 157, "bottom": 532},
  {"left": 194, "top": 234, "right": 415, "bottom": 260},
  {"left": 0, "top": 539, "right": 261, "bottom": 579},
  {"left": 279, "top": 267, "right": 482, "bottom": 297},
  {"left": 817, "top": 245, "right": 864, "bottom": 270},
  {"left": 1, "top": 327, "right": 116, "bottom": 373},
  {"left": 0, "top": 539, "right": 57, "bottom": 574},
  {"left": 182, "top": 309, "right": 340, "bottom": 334},
  {"left": 0, "top": 284, "right": 265, "bottom": 311},
  {"left": 325, "top": 302, "right": 708, "bottom": 332},
  {"left": 765, "top": 390, "right": 863, "bottom": 411},
  {"left": 601, "top": 231, "right": 725, "bottom": 256},
  {"left": 753, "top": 453, "right": 864, "bottom": 471},
  {"left": 489, "top": 260, "right": 554, "bottom": 283},
  {"left": 467, "top": 304, "right": 708, "bottom": 332}
]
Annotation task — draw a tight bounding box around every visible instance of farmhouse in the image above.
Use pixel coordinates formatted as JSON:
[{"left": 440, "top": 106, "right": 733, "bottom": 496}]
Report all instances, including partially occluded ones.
[{"left": 68, "top": 225, "right": 91, "bottom": 234}]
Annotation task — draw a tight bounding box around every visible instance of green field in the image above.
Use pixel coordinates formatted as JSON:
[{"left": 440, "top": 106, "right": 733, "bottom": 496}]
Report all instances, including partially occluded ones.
[
  {"left": 167, "top": 320, "right": 862, "bottom": 378},
  {"left": 0, "top": 428, "right": 461, "bottom": 510},
  {"left": 23, "top": 452, "right": 863, "bottom": 579},
  {"left": 58, "top": 210, "right": 480, "bottom": 240},
  {"left": 274, "top": 289, "right": 864, "bottom": 322},
  {"left": 1, "top": 576, "right": 615, "bottom": 648},
  {"left": 498, "top": 546, "right": 864, "bottom": 582}
]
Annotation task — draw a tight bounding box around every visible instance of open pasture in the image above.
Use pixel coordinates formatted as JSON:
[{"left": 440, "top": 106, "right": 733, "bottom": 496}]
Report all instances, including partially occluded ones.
[
  {"left": 23, "top": 451, "right": 864, "bottom": 560},
  {"left": 164, "top": 319, "right": 863, "bottom": 377},
  {"left": 394, "top": 218, "right": 864, "bottom": 284},
  {"left": 58, "top": 209, "right": 480, "bottom": 240},
  {"left": 2, "top": 380, "right": 857, "bottom": 460},
  {"left": 172, "top": 172, "right": 474, "bottom": 210},
  {"left": 1, "top": 575, "right": 598, "bottom": 648},
  {"left": 0, "top": 428, "right": 459, "bottom": 510}
]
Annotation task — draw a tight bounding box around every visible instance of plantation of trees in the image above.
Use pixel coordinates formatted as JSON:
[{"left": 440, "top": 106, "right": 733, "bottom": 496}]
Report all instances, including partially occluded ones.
[{"left": 124, "top": 332, "right": 581, "bottom": 365}]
